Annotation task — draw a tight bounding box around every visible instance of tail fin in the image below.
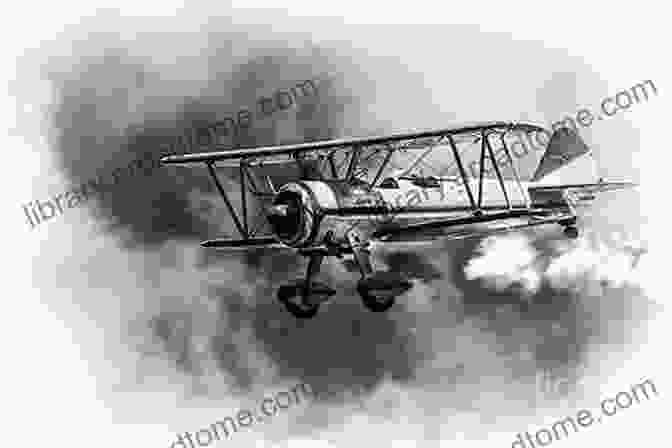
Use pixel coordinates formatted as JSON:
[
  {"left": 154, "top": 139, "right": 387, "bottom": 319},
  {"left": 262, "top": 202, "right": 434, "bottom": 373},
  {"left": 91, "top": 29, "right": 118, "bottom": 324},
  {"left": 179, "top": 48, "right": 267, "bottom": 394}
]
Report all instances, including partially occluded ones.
[
  {"left": 528, "top": 128, "right": 636, "bottom": 207},
  {"left": 531, "top": 127, "right": 596, "bottom": 184}
]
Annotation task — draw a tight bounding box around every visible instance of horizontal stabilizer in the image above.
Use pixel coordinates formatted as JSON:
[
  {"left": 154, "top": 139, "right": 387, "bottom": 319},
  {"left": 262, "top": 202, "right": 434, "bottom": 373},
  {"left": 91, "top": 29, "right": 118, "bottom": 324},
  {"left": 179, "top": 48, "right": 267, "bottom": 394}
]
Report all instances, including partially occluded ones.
[{"left": 529, "top": 181, "right": 638, "bottom": 195}]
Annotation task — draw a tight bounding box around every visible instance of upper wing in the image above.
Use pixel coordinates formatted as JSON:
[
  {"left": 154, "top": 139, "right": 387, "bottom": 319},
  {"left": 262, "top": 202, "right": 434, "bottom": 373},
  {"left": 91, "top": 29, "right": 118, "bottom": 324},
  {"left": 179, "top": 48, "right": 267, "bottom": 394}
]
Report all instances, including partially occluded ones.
[
  {"left": 160, "top": 121, "right": 545, "bottom": 166},
  {"left": 160, "top": 121, "right": 549, "bottom": 247}
]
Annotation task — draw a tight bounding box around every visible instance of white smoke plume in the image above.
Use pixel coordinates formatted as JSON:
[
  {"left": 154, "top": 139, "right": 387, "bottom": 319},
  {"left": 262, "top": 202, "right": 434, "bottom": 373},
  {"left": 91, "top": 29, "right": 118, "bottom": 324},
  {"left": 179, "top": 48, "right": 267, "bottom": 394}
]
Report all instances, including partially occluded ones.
[
  {"left": 465, "top": 229, "right": 649, "bottom": 297},
  {"left": 465, "top": 234, "right": 543, "bottom": 297}
]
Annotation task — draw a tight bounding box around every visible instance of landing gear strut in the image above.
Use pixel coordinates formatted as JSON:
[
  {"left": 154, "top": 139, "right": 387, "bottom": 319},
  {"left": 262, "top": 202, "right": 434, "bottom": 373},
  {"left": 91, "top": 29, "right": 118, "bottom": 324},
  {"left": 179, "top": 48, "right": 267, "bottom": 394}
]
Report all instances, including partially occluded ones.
[
  {"left": 348, "top": 231, "right": 412, "bottom": 312},
  {"left": 276, "top": 253, "right": 335, "bottom": 319},
  {"left": 276, "top": 231, "right": 412, "bottom": 317},
  {"left": 559, "top": 196, "right": 580, "bottom": 240},
  {"left": 559, "top": 217, "right": 579, "bottom": 239}
]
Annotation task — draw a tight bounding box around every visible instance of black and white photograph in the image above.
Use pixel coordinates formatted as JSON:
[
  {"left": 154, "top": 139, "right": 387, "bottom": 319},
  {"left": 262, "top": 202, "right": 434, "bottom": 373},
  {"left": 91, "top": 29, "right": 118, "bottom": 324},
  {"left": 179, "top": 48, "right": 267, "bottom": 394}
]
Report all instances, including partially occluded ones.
[{"left": 5, "top": 2, "right": 668, "bottom": 447}]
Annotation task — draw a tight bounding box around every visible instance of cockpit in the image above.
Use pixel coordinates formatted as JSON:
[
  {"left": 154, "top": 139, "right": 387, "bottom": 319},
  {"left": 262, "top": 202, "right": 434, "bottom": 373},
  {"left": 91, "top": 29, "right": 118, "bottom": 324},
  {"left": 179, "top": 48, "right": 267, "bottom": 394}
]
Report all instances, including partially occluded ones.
[
  {"left": 378, "top": 177, "right": 400, "bottom": 189},
  {"left": 378, "top": 175, "right": 442, "bottom": 189}
]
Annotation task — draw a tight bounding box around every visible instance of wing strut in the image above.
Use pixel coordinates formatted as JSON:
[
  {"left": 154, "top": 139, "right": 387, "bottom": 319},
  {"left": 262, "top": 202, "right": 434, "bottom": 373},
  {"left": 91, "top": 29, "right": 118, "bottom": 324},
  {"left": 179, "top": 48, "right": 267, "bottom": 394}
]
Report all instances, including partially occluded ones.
[
  {"left": 501, "top": 130, "right": 531, "bottom": 209},
  {"left": 240, "top": 161, "right": 249, "bottom": 236},
  {"left": 447, "top": 134, "right": 479, "bottom": 214},
  {"left": 327, "top": 154, "right": 338, "bottom": 178},
  {"left": 371, "top": 147, "right": 395, "bottom": 186},
  {"left": 345, "top": 146, "right": 360, "bottom": 180},
  {"left": 484, "top": 131, "right": 511, "bottom": 210},
  {"left": 477, "top": 133, "right": 487, "bottom": 209},
  {"left": 206, "top": 162, "right": 247, "bottom": 238}
]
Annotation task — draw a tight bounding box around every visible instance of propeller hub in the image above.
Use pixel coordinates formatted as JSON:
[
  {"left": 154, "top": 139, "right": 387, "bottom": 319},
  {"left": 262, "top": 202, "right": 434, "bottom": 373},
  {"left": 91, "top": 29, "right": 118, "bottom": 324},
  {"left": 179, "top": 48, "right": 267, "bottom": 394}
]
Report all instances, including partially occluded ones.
[{"left": 266, "top": 184, "right": 318, "bottom": 247}]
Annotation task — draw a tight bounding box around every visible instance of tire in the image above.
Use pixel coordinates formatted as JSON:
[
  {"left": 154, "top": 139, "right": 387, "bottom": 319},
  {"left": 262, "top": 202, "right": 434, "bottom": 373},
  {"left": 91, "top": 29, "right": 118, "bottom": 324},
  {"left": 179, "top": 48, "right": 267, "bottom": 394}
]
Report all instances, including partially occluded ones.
[
  {"left": 564, "top": 226, "right": 579, "bottom": 239},
  {"left": 357, "top": 285, "right": 396, "bottom": 312},
  {"left": 283, "top": 300, "right": 320, "bottom": 319},
  {"left": 277, "top": 285, "right": 320, "bottom": 319}
]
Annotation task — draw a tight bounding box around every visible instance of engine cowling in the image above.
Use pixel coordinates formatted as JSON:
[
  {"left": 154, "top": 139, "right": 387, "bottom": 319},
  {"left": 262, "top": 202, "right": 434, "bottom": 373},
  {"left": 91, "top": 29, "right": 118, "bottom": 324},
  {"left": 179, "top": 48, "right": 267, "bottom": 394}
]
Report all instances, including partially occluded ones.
[
  {"left": 265, "top": 180, "right": 384, "bottom": 247},
  {"left": 266, "top": 182, "right": 320, "bottom": 247}
]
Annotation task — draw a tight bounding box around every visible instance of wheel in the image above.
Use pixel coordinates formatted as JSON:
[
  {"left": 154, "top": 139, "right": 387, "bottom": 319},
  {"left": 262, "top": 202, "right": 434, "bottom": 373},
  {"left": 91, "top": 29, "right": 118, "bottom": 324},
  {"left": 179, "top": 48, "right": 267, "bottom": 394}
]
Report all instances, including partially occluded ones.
[
  {"left": 277, "top": 284, "right": 320, "bottom": 319},
  {"left": 283, "top": 300, "right": 320, "bottom": 319},
  {"left": 357, "top": 284, "right": 396, "bottom": 312},
  {"left": 359, "top": 290, "right": 396, "bottom": 312},
  {"left": 563, "top": 226, "right": 579, "bottom": 239},
  {"left": 356, "top": 272, "right": 411, "bottom": 313}
]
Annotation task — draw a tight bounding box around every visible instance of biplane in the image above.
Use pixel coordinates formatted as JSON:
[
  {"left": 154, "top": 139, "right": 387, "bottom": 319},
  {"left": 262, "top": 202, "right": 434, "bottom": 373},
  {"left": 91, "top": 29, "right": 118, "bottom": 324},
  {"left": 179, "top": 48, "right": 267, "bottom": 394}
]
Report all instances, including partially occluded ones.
[{"left": 161, "top": 121, "right": 635, "bottom": 318}]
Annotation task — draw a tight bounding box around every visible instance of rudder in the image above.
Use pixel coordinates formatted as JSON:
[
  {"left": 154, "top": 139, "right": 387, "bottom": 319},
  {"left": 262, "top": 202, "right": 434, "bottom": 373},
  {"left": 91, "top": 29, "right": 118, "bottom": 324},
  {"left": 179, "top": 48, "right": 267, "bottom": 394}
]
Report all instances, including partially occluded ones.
[{"left": 531, "top": 128, "right": 595, "bottom": 183}]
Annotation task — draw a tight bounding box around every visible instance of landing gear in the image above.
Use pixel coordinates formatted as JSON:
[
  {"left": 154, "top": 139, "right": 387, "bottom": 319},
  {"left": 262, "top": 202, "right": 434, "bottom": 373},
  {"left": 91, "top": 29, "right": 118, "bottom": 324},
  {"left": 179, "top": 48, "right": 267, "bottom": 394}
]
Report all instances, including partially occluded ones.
[
  {"left": 359, "top": 292, "right": 395, "bottom": 312},
  {"left": 276, "top": 254, "right": 335, "bottom": 319},
  {"left": 357, "top": 272, "right": 411, "bottom": 312},
  {"left": 275, "top": 231, "right": 412, "bottom": 317},
  {"left": 277, "top": 282, "right": 323, "bottom": 318},
  {"left": 559, "top": 215, "right": 579, "bottom": 239},
  {"left": 347, "top": 231, "right": 412, "bottom": 312}
]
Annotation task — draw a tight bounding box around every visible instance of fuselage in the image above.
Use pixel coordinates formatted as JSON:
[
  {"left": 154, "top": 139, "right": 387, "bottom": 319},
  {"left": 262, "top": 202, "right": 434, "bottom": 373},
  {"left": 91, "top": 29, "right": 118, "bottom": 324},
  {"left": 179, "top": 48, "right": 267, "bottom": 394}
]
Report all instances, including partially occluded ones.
[{"left": 264, "top": 175, "right": 575, "bottom": 248}]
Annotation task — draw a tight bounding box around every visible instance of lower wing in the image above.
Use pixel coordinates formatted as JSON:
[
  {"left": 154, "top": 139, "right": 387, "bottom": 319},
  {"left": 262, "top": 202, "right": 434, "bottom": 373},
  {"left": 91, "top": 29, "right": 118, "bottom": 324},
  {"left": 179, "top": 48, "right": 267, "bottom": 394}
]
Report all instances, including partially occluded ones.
[
  {"left": 373, "top": 210, "right": 574, "bottom": 243},
  {"left": 200, "top": 237, "right": 287, "bottom": 249}
]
